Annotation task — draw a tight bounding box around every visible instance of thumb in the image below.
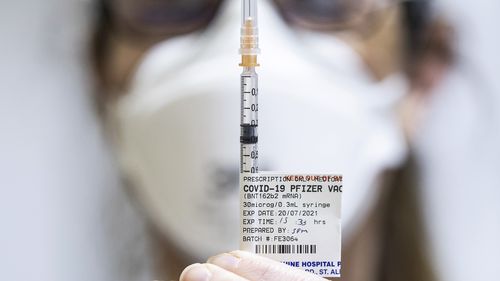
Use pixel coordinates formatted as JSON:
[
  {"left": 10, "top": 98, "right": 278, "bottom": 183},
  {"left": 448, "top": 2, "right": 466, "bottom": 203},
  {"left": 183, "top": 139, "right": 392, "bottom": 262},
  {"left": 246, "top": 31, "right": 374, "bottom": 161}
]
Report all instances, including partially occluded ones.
[{"left": 207, "top": 250, "right": 327, "bottom": 281}]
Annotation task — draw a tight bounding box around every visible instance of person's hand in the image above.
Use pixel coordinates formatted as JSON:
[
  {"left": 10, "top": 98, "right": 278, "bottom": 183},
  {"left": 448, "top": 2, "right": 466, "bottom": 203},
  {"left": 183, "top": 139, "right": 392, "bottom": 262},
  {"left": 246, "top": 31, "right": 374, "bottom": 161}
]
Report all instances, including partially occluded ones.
[{"left": 179, "top": 250, "right": 327, "bottom": 281}]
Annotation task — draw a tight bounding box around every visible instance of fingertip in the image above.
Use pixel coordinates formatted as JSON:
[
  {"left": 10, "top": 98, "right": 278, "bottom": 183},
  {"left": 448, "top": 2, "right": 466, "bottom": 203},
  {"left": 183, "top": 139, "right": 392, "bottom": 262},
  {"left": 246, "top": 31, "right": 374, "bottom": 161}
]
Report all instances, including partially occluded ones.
[
  {"left": 207, "top": 253, "right": 241, "bottom": 270},
  {"left": 228, "top": 250, "right": 250, "bottom": 258},
  {"left": 179, "top": 263, "right": 212, "bottom": 281}
]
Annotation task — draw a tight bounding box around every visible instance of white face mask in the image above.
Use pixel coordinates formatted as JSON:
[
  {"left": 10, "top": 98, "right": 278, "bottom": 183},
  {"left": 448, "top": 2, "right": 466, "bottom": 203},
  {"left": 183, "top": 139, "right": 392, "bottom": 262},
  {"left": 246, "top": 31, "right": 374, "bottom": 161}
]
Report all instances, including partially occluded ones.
[{"left": 111, "top": 0, "right": 407, "bottom": 260}]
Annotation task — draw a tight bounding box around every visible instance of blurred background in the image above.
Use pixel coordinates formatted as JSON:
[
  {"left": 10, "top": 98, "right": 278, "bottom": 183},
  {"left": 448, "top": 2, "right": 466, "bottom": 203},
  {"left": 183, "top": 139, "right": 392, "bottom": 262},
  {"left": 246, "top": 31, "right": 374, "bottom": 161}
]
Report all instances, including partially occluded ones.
[{"left": 1, "top": 0, "right": 499, "bottom": 280}]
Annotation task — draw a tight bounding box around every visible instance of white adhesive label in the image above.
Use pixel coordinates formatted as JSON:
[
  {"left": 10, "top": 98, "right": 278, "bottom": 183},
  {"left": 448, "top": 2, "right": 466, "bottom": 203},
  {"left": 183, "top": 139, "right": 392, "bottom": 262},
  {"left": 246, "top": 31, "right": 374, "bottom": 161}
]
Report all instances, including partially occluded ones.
[{"left": 240, "top": 173, "right": 342, "bottom": 278}]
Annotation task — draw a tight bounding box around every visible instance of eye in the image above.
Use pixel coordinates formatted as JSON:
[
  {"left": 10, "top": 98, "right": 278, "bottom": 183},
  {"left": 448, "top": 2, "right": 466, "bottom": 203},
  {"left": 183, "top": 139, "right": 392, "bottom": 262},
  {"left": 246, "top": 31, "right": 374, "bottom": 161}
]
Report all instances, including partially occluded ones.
[
  {"left": 107, "top": 0, "right": 224, "bottom": 37},
  {"left": 272, "top": 0, "right": 383, "bottom": 31}
]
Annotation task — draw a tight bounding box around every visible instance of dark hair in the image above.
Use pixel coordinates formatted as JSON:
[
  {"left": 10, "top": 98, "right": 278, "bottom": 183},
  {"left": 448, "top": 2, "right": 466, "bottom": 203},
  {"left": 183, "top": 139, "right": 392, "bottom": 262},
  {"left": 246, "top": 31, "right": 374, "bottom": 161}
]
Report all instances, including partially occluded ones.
[
  {"left": 401, "top": 0, "right": 454, "bottom": 81},
  {"left": 402, "top": 0, "right": 432, "bottom": 56}
]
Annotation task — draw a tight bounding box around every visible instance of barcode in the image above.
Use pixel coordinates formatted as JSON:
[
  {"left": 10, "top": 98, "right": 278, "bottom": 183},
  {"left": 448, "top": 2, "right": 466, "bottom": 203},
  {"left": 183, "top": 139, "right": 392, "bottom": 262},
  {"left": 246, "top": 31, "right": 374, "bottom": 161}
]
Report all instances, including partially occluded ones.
[{"left": 255, "top": 244, "right": 317, "bottom": 254}]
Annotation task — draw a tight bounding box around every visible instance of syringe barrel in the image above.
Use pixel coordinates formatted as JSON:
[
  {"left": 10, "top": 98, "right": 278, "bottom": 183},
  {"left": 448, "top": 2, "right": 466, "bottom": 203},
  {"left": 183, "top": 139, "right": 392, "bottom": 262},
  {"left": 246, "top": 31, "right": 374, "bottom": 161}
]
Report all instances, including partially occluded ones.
[
  {"left": 240, "top": 68, "right": 258, "bottom": 126},
  {"left": 240, "top": 68, "right": 259, "bottom": 173}
]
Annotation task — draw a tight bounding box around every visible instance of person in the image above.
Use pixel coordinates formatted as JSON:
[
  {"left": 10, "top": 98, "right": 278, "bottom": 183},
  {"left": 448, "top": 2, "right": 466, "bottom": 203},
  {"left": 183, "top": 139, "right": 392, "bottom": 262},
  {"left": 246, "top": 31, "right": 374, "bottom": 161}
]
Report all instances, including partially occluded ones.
[{"left": 92, "top": 0, "right": 453, "bottom": 280}]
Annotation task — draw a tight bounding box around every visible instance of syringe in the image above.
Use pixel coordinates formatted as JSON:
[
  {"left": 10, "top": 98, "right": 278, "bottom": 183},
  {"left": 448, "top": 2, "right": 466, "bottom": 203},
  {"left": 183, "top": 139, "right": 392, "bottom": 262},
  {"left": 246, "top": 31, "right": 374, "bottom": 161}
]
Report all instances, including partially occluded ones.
[
  {"left": 239, "top": 0, "right": 260, "bottom": 174},
  {"left": 237, "top": 2, "right": 343, "bottom": 275}
]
